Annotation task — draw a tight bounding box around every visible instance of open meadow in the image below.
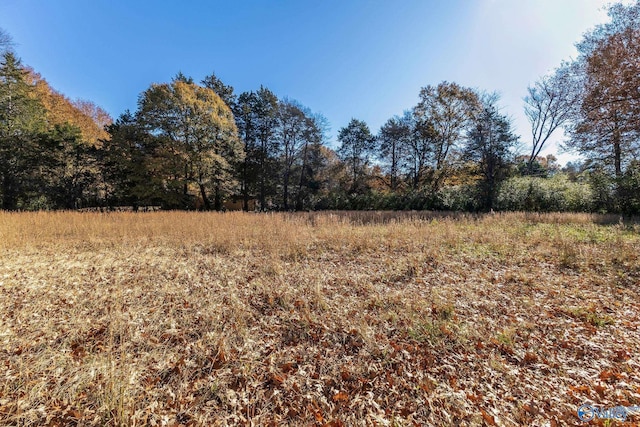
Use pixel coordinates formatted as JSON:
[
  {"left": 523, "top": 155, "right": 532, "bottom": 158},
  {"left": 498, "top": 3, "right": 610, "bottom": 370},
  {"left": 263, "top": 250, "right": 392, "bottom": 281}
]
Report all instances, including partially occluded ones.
[{"left": 0, "top": 211, "right": 639, "bottom": 426}]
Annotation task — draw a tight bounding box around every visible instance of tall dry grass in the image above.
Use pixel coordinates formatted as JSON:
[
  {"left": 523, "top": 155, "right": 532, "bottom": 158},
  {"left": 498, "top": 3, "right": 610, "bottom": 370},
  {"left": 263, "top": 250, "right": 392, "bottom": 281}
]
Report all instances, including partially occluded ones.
[
  {"left": 1, "top": 210, "right": 632, "bottom": 253},
  {"left": 0, "top": 211, "right": 638, "bottom": 425}
]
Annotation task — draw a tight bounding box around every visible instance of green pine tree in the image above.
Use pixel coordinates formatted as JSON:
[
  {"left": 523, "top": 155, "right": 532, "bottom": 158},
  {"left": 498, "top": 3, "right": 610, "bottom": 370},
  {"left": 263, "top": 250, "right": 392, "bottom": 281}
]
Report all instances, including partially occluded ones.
[{"left": 0, "top": 52, "right": 47, "bottom": 209}]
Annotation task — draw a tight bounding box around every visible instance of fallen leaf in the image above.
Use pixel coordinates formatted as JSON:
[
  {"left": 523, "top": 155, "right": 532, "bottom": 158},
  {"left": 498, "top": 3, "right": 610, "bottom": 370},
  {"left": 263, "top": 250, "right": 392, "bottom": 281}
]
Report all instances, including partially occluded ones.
[
  {"left": 333, "top": 392, "right": 349, "bottom": 402},
  {"left": 522, "top": 352, "right": 538, "bottom": 364},
  {"left": 481, "top": 409, "right": 496, "bottom": 426}
]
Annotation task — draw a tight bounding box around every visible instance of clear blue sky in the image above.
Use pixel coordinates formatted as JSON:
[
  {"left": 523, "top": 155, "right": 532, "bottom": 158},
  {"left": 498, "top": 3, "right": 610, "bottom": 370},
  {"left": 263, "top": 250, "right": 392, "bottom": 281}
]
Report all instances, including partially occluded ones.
[{"left": 0, "top": 0, "right": 622, "bottom": 163}]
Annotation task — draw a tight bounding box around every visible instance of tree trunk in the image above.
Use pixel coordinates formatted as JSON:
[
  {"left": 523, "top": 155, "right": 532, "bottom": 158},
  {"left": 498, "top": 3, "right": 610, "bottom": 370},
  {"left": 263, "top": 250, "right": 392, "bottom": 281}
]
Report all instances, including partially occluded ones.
[
  {"left": 613, "top": 114, "right": 622, "bottom": 179},
  {"left": 242, "top": 161, "right": 249, "bottom": 211},
  {"left": 614, "top": 139, "right": 622, "bottom": 178},
  {"left": 351, "top": 155, "right": 358, "bottom": 193},
  {"left": 184, "top": 163, "right": 189, "bottom": 196},
  {"left": 296, "top": 143, "right": 309, "bottom": 211},
  {"left": 390, "top": 140, "right": 397, "bottom": 191},
  {"left": 283, "top": 171, "right": 289, "bottom": 211},
  {"left": 1, "top": 174, "right": 17, "bottom": 210},
  {"left": 259, "top": 142, "right": 266, "bottom": 210},
  {"left": 198, "top": 183, "right": 211, "bottom": 210},
  {"left": 214, "top": 184, "right": 222, "bottom": 211}
]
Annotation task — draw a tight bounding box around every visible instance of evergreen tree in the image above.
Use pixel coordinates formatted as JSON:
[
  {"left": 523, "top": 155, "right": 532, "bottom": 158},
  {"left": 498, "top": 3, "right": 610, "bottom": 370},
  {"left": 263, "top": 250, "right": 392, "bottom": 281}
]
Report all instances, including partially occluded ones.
[
  {"left": 202, "top": 72, "right": 237, "bottom": 107},
  {"left": 234, "top": 91, "right": 260, "bottom": 210},
  {"left": 254, "top": 87, "right": 280, "bottom": 209},
  {"left": 465, "top": 95, "right": 518, "bottom": 210},
  {"left": 47, "top": 123, "right": 99, "bottom": 209},
  {"left": 0, "top": 52, "right": 47, "bottom": 209},
  {"left": 101, "top": 111, "right": 162, "bottom": 208}
]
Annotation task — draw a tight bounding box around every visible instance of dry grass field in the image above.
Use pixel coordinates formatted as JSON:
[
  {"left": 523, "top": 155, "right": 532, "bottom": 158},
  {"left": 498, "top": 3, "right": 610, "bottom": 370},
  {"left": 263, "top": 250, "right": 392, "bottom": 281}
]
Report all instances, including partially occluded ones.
[{"left": 0, "top": 211, "right": 639, "bottom": 426}]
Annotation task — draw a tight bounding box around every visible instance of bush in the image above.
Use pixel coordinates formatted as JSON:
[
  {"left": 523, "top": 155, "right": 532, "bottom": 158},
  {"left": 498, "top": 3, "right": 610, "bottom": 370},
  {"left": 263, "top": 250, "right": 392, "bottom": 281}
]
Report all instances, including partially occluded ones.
[
  {"left": 435, "top": 185, "right": 480, "bottom": 211},
  {"left": 313, "top": 173, "right": 602, "bottom": 213},
  {"left": 588, "top": 169, "right": 616, "bottom": 213},
  {"left": 496, "top": 174, "right": 593, "bottom": 212},
  {"left": 618, "top": 161, "right": 640, "bottom": 214},
  {"left": 17, "top": 195, "right": 55, "bottom": 211}
]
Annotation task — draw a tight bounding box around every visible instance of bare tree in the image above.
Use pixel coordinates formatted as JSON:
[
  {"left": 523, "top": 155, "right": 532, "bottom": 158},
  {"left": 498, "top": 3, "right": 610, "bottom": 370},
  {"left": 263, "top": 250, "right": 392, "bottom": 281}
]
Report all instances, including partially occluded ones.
[
  {"left": 276, "top": 99, "right": 322, "bottom": 210},
  {"left": 0, "top": 28, "right": 13, "bottom": 53},
  {"left": 524, "top": 63, "right": 580, "bottom": 174}
]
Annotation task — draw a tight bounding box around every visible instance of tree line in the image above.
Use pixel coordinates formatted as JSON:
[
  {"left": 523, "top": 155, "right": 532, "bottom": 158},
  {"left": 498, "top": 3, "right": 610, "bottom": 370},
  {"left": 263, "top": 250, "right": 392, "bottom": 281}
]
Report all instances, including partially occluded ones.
[{"left": 1, "top": 1, "right": 640, "bottom": 213}]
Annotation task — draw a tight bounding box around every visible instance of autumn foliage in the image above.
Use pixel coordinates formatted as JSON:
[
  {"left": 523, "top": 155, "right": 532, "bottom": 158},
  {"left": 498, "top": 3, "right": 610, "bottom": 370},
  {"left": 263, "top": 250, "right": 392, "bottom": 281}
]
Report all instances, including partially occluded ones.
[{"left": 29, "top": 70, "right": 112, "bottom": 146}]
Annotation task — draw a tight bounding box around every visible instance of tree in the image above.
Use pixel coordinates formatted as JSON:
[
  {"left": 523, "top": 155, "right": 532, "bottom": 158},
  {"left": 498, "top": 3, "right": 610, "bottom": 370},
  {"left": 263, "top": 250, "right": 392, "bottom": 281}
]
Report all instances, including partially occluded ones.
[
  {"left": 72, "top": 99, "right": 112, "bottom": 142},
  {"left": 407, "top": 112, "right": 437, "bottom": 191},
  {"left": 524, "top": 63, "right": 580, "bottom": 174},
  {"left": 47, "top": 123, "right": 99, "bottom": 209},
  {"left": 253, "top": 87, "right": 280, "bottom": 209},
  {"left": 234, "top": 91, "right": 259, "bottom": 210},
  {"left": 414, "top": 82, "right": 480, "bottom": 192},
  {"left": 276, "top": 99, "right": 322, "bottom": 210},
  {"left": 294, "top": 113, "right": 330, "bottom": 210},
  {"left": 294, "top": 138, "right": 328, "bottom": 210},
  {"left": 378, "top": 112, "right": 413, "bottom": 191},
  {"left": 0, "top": 28, "right": 13, "bottom": 53},
  {"left": 568, "top": 29, "right": 640, "bottom": 177},
  {"left": 0, "top": 50, "right": 112, "bottom": 210},
  {"left": 565, "top": 1, "right": 640, "bottom": 178},
  {"left": 337, "top": 118, "right": 375, "bottom": 193},
  {"left": 202, "top": 72, "right": 236, "bottom": 107},
  {"left": 101, "top": 111, "right": 163, "bottom": 208},
  {"left": 465, "top": 94, "right": 518, "bottom": 210},
  {"left": 136, "top": 76, "right": 243, "bottom": 210},
  {"left": 30, "top": 73, "right": 112, "bottom": 146},
  {"left": 618, "top": 160, "right": 640, "bottom": 213},
  {"left": 172, "top": 72, "right": 194, "bottom": 84},
  {"left": 311, "top": 145, "right": 350, "bottom": 209},
  {"left": 0, "top": 52, "right": 47, "bottom": 209}
]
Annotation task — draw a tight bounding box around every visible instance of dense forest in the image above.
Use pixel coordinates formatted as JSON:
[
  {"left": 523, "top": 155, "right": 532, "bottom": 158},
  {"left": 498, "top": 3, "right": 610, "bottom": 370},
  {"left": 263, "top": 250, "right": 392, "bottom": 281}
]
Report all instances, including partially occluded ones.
[{"left": 1, "top": 1, "right": 640, "bottom": 213}]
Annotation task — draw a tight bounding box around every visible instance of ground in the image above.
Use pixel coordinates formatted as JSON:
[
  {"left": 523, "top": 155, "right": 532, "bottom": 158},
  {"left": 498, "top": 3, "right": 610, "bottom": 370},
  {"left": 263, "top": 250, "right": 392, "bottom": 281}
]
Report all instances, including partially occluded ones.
[{"left": 0, "top": 211, "right": 638, "bottom": 426}]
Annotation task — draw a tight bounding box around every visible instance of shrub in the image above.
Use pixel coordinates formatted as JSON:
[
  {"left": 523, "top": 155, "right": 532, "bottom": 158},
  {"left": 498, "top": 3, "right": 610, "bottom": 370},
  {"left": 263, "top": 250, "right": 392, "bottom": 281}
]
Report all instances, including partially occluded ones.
[
  {"left": 496, "top": 174, "right": 593, "bottom": 212},
  {"left": 618, "top": 161, "right": 640, "bottom": 214},
  {"left": 435, "top": 185, "right": 480, "bottom": 211}
]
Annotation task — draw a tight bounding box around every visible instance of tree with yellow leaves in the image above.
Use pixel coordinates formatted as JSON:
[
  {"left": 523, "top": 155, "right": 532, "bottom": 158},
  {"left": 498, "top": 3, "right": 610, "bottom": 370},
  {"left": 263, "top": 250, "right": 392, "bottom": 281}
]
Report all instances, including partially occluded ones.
[{"left": 136, "top": 75, "right": 243, "bottom": 210}]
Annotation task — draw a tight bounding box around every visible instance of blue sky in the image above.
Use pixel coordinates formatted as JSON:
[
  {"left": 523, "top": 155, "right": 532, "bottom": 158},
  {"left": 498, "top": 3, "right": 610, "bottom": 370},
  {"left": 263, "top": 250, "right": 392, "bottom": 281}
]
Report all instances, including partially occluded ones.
[{"left": 0, "top": 0, "right": 623, "bottom": 163}]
